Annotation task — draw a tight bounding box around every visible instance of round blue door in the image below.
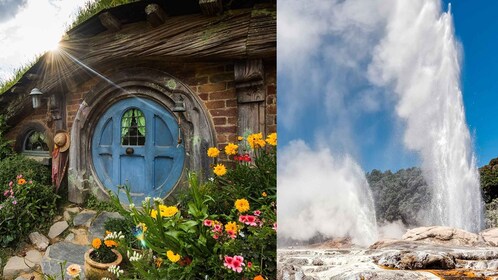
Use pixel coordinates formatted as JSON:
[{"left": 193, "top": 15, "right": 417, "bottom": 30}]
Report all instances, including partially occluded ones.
[{"left": 91, "top": 98, "right": 185, "bottom": 204}]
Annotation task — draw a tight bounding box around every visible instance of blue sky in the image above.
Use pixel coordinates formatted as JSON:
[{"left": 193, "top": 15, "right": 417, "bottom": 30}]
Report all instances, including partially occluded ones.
[
  {"left": 278, "top": 0, "right": 498, "bottom": 172},
  {"left": 447, "top": 0, "right": 498, "bottom": 169}
]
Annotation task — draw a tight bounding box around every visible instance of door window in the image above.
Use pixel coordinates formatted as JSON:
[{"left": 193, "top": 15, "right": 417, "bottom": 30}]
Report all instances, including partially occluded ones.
[{"left": 121, "top": 108, "right": 146, "bottom": 146}]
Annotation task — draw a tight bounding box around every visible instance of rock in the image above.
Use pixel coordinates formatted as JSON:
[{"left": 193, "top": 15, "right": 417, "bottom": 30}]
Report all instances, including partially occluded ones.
[
  {"left": 481, "top": 228, "right": 498, "bottom": 246},
  {"left": 48, "top": 221, "right": 69, "bottom": 239},
  {"left": 29, "top": 232, "right": 50, "bottom": 251},
  {"left": 63, "top": 207, "right": 81, "bottom": 221},
  {"left": 64, "top": 233, "right": 75, "bottom": 242},
  {"left": 69, "top": 228, "right": 89, "bottom": 245},
  {"left": 374, "top": 251, "right": 455, "bottom": 270},
  {"left": 88, "top": 211, "right": 124, "bottom": 240},
  {"left": 44, "top": 242, "right": 89, "bottom": 265},
  {"left": 24, "top": 250, "right": 42, "bottom": 267},
  {"left": 42, "top": 242, "right": 88, "bottom": 280},
  {"left": 3, "top": 257, "right": 31, "bottom": 280},
  {"left": 72, "top": 210, "right": 97, "bottom": 227},
  {"left": 402, "top": 226, "right": 486, "bottom": 246}
]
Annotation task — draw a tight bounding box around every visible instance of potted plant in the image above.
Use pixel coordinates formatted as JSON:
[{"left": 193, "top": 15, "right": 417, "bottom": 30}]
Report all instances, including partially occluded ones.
[{"left": 84, "top": 232, "right": 124, "bottom": 280}]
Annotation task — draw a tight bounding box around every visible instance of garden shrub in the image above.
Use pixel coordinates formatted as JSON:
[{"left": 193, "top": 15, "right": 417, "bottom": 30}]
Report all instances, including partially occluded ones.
[
  {"left": 0, "top": 175, "right": 58, "bottom": 247},
  {"left": 0, "top": 154, "right": 51, "bottom": 186},
  {"left": 107, "top": 132, "right": 277, "bottom": 279}
]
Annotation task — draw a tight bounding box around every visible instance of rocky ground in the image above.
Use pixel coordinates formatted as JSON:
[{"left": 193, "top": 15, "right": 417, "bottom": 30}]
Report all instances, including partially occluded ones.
[
  {"left": 278, "top": 226, "right": 498, "bottom": 280},
  {"left": 2, "top": 206, "right": 123, "bottom": 280}
]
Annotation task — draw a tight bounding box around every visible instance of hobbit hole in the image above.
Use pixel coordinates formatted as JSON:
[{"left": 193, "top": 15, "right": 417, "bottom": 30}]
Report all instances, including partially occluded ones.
[{"left": 0, "top": 0, "right": 276, "bottom": 204}]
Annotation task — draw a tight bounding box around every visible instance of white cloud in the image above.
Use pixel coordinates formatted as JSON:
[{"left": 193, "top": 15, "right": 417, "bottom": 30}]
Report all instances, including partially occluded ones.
[{"left": 0, "top": 0, "right": 92, "bottom": 82}]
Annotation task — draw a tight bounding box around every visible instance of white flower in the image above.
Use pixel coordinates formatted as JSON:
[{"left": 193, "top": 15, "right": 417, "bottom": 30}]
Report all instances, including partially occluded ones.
[
  {"left": 208, "top": 177, "right": 214, "bottom": 182},
  {"left": 108, "top": 265, "right": 124, "bottom": 277},
  {"left": 128, "top": 250, "right": 143, "bottom": 261},
  {"left": 105, "top": 231, "right": 125, "bottom": 240},
  {"left": 129, "top": 203, "right": 135, "bottom": 209},
  {"left": 153, "top": 197, "right": 162, "bottom": 203},
  {"left": 101, "top": 278, "right": 112, "bottom": 280}
]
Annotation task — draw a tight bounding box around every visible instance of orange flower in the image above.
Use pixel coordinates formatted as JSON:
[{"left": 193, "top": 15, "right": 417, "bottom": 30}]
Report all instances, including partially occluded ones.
[
  {"left": 17, "top": 178, "right": 26, "bottom": 185},
  {"left": 104, "top": 240, "right": 118, "bottom": 248},
  {"left": 254, "top": 275, "right": 265, "bottom": 280},
  {"left": 92, "top": 238, "right": 101, "bottom": 249}
]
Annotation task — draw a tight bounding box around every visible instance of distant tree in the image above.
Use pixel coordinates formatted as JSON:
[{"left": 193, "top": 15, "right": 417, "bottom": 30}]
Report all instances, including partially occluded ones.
[
  {"left": 366, "top": 167, "right": 430, "bottom": 226},
  {"left": 480, "top": 158, "right": 498, "bottom": 204}
]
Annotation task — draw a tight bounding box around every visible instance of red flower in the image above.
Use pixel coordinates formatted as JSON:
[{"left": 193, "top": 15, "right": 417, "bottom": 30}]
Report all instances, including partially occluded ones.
[{"left": 203, "top": 219, "right": 213, "bottom": 227}]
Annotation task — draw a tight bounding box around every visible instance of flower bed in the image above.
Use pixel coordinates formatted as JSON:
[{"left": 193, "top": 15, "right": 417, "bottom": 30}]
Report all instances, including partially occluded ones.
[{"left": 107, "top": 132, "right": 277, "bottom": 279}]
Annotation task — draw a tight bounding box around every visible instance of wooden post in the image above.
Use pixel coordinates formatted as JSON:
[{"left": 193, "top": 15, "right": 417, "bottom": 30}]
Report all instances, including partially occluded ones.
[
  {"left": 199, "top": 0, "right": 223, "bottom": 16},
  {"left": 234, "top": 59, "right": 265, "bottom": 136},
  {"left": 145, "top": 4, "right": 167, "bottom": 27},
  {"left": 99, "top": 12, "right": 121, "bottom": 32}
]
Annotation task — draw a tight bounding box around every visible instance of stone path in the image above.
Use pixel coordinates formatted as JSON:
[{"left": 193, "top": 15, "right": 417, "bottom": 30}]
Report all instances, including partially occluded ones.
[{"left": 2, "top": 206, "right": 123, "bottom": 280}]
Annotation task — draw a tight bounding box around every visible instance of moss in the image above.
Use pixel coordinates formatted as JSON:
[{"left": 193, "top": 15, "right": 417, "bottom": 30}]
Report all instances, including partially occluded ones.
[{"left": 251, "top": 8, "right": 276, "bottom": 19}]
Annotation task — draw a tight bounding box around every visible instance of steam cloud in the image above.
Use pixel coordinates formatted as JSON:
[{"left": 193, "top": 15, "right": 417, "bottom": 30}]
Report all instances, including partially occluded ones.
[
  {"left": 278, "top": 0, "right": 484, "bottom": 246},
  {"left": 278, "top": 141, "right": 378, "bottom": 247}
]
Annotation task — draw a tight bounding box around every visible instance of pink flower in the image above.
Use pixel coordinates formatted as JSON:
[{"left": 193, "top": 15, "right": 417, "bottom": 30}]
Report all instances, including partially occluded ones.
[
  {"left": 29, "top": 180, "right": 32, "bottom": 184},
  {"left": 213, "top": 224, "right": 222, "bottom": 233},
  {"left": 226, "top": 230, "right": 237, "bottom": 239},
  {"left": 224, "top": 255, "right": 245, "bottom": 273},
  {"left": 12, "top": 200, "right": 17, "bottom": 205},
  {"left": 213, "top": 234, "right": 219, "bottom": 240},
  {"left": 247, "top": 261, "right": 252, "bottom": 268},
  {"left": 253, "top": 210, "right": 261, "bottom": 216},
  {"left": 203, "top": 219, "right": 213, "bottom": 227},
  {"left": 239, "top": 215, "right": 258, "bottom": 226},
  {"left": 273, "top": 222, "right": 277, "bottom": 231},
  {"left": 16, "top": 174, "right": 22, "bottom": 179},
  {"left": 8, "top": 181, "right": 13, "bottom": 187}
]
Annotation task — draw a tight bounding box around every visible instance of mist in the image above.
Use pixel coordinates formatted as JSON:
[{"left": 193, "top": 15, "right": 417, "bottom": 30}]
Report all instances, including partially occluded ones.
[{"left": 278, "top": 140, "right": 378, "bottom": 247}]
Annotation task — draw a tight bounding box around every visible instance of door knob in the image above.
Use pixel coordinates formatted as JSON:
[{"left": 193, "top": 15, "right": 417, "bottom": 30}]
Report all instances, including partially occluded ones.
[{"left": 126, "top": 147, "right": 134, "bottom": 155}]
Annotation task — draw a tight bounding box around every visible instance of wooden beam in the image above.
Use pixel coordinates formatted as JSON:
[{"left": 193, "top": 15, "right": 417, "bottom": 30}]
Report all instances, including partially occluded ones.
[
  {"left": 145, "top": 4, "right": 167, "bottom": 28},
  {"left": 99, "top": 12, "right": 121, "bottom": 32},
  {"left": 199, "top": 0, "right": 223, "bottom": 16},
  {"left": 26, "top": 73, "right": 39, "bottom": 81},
  {"left": 10, "top": 86, "right": 26, "bottom": 94}
]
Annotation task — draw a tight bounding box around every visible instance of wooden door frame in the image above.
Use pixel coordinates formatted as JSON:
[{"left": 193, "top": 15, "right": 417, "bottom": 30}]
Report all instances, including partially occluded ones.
[{"left": 68, "top": 67, "right": 215, "bottom": 203}]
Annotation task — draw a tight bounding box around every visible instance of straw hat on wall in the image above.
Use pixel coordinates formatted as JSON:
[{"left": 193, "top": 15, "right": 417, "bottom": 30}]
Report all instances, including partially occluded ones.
[{"left": 53, "top": 130, "right": 70, "bottom": 152}]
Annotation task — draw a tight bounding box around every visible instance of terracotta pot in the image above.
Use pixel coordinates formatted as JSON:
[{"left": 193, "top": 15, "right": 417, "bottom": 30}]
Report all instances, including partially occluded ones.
[{"left": 84, "top": 249, "right": 123, "bottom": 280}]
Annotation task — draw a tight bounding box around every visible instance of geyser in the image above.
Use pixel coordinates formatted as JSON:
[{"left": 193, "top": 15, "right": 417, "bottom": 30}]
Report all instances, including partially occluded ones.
[
  {"left": 369, "top": 1, "right": 483, "bottom": 231},
  {"left": 278, "top": 141, "right": 378, "bottom": 247}
]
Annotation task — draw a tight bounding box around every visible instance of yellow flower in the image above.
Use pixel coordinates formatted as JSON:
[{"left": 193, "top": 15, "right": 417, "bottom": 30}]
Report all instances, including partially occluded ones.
[
  {"left": 159, "top": 205, "right": 179, "bottom": 217},
  {"left": 150, "top": 209, "right": 158, "bottom": 219},
  {"left": 225, "top": 221, "right": 238, "bottom": 232},
  {"left": 235, "top": 198, "right": 250, "bottom": 213},
  {"left": 265, "top": 132, "right": 277, "bottom": 146},
  {"left": 104, "top": 240, "right": 118, "bottom": 248},
  {"left": 247, "top": 133, "right": 266, "bottom": 149},
  {"left": 262, "top": 192, "right": 267, "bottom": 197},
  {"left": 92, "top": 238, "right": 101, "bottom": 249},
  {"left": 237, "top": 136, "right": 244, "bottom": 141},
  {"left": 155, "top": 257, "right": 163, "bottom": 268},
  {"left": 66, "top": 264, "right": 81, "bottom": 277},
  {"left": 224, "top": 143, "right": 238, "bottom": 155},
  {"left": 138, "top": 222, "right": 147, "bottom": 232},
  {"left": 207, "top": 147, "right": 220, "bottom": 158},
  {"left": 166, "top": 250, "right": 181, "bottom": 263},
  {"left": 213, "top": 164, "right": 227, "bottom": 176},
  {"left": 17, "top": 178, "right": 26, "bottom": 185}
]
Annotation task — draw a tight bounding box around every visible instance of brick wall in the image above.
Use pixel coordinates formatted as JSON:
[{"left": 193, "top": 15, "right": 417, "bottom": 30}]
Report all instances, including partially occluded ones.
[{"left": 7, "top": 60, "right": 276, "bottom": 160}]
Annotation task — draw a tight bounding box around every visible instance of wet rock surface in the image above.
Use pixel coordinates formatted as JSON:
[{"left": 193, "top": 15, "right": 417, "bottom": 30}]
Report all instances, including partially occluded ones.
[{"left": 278, "top": 226, "right": 498, "bottom": 280}]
